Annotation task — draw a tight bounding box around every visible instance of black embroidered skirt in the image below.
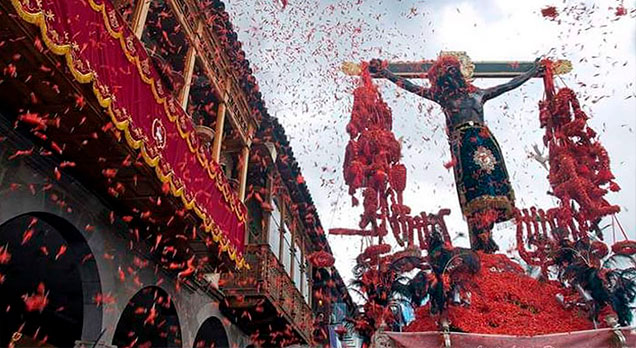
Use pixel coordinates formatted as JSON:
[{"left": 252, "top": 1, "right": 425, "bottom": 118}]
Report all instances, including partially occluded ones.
[{"left": 449, "top": 122, "right": 515, "bottom": 222}]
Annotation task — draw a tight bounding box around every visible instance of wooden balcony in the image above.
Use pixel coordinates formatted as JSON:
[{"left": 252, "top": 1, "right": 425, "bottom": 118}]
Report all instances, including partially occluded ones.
[
  {"left": 164, "top": 0, "right": 256, "bottom": 146},
  {"left": 220, "top": 244, "right": 314, "bottom": 345}
]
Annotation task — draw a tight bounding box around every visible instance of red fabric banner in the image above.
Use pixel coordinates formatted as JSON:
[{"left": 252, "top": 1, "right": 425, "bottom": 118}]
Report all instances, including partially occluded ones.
[
  {"left": 10, "top": 0, "right": 247, "bottom": 268},
  {"left": 386, "top": 328, "right": 636, "bottom": 348}
]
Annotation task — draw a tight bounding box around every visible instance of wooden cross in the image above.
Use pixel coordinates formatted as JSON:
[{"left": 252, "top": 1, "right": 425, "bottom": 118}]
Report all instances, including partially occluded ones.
[{"left": 342, "top": 51, "right": 572, "bottom": 79}]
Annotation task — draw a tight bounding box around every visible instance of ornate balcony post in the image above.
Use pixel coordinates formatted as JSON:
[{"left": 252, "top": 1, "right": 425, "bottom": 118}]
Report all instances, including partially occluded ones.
[
  {"left": 238, "top": 123, "right": 253, "bottom": 202},
  {"left": 178, "top": 22, "right": 203, "bottom": 110},
  {"left": 238, "top": 145, "right": 250, "bottom": 202},
  {"left": 212, "top": 102, "right": 226, "bottom": 163},
  {"left": 179, "top": 47, "right": 197, "bottom": 109},
  {"left": 131, "top": 0, "right": 151, "bottom": 39}
]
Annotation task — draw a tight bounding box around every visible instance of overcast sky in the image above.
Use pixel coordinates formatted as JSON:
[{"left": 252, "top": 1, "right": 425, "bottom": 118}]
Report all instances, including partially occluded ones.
[{"left": 225, "top": 0, "right": 636, "bottom": 287}]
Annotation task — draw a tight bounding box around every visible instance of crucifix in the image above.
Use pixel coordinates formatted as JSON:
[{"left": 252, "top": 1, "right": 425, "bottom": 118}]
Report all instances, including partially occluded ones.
[{"left": 342, "top": 51, "right": 572, "bottom": 253}]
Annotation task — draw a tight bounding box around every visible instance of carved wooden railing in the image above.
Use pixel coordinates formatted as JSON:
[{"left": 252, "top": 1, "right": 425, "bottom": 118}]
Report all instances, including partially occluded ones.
[
  {"left": 225, "top": 75, "right": 252, "bottom": 143},
  {"left": 166, "top": 0, "right": 229, "bottom": 97},
  {"left": 221, "top": 244, "right": 314, "bottom": 342},
  {"left": 167, "top": 0, "right": 255, "bottom": 145}
]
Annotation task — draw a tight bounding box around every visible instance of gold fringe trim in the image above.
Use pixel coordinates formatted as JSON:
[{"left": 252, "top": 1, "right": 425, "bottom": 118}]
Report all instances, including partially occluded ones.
[{"left": 463, "top": 195, "right": 515, "bottom": 221}]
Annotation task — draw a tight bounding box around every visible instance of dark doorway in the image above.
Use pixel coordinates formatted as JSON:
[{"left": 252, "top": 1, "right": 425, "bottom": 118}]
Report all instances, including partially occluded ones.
[
  {"left": 112, "top": 286, "right": 182, "bottom": 348},
  {"left": 193, "top": 317, "right": 230, "bottom": 348},
  {"left": 0, "top": 213, "right": 101, "bottom": 347}
]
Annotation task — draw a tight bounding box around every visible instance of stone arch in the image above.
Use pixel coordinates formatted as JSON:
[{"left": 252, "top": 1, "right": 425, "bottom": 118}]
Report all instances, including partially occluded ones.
[
  {"left": 193, "top": 316, "right": 230, "bottom": 348},
  {"left": 112, "top": 285, "right": 182, "bottom": 348},
  {"left": 0, "top": 212, "right": 102, "bottom": 347}
]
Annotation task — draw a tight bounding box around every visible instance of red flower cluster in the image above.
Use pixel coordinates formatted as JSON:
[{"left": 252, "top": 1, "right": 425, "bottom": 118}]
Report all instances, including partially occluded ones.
[
  {"left": 340, "top": 65, "right": 455, "bottom": 251},
  {"left": 539, "top": 62, "right": 620, "bottom": 240},
  {"left": 343, "top": 64, "right": 408, "bottom": 238}
]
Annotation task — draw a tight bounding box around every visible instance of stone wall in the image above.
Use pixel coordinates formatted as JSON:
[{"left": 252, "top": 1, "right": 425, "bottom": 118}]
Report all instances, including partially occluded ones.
[{"left": 0, "top": 118, "right": 249, "bottom": 347}]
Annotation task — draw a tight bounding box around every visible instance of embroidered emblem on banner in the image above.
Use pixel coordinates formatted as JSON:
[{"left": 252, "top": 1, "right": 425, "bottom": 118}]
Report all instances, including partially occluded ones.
[
  {"left": 152, "top": 118, "right": 166, "bottom": 150},
  {"left": 473, "top": 146, "right": 497, "bottom": 174}
]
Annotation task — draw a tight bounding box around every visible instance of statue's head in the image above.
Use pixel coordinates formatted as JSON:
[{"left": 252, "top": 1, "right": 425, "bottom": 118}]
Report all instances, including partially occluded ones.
[{"left": 428, "top": 56, "right": 470, "bottom": 96}]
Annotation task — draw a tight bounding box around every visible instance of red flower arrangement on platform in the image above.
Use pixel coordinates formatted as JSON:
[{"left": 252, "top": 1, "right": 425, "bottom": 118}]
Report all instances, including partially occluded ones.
[{"left": 406, "top": 253, "right": 594, "bottom": 335}]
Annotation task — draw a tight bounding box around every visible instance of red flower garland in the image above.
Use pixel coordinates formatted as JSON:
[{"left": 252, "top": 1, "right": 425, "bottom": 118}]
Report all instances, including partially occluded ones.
[
  {"left": 342, "top": 64, "right": 412, "bottom": 240},
  {"left": 539, "top": 62, "right": 620, "bottom": 239}
]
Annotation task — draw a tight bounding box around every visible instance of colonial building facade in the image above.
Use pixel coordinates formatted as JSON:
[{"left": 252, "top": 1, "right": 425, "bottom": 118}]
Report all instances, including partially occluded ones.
[{"left": 0, "top": 0, "right": 352, "bottom": 346}]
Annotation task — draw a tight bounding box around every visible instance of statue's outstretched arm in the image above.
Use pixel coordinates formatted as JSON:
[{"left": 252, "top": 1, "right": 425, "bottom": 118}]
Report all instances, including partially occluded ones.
[
  {"left": 483, "top": 59, "right": 543, "bottom": 101},
  {"left": 370, "top": 60, "right": 436, "bottom": 102}
]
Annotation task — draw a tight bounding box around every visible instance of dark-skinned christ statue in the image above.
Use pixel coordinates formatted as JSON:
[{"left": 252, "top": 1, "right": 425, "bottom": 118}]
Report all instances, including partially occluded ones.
[{"left": 369, "top": 55, "right": 543, "bottom": 252}]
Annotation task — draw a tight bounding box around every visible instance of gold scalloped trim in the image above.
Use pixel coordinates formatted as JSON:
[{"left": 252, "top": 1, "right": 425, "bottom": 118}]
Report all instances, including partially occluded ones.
[{"left": 10, "top": 0, "right": 247, "bottom": 269}]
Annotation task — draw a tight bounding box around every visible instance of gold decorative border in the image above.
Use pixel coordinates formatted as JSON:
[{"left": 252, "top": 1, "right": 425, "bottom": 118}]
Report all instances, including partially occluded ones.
[
  {"left": 10, "top": 0, "right": 248, "bottom": 269},
  {"left": 464, "top": 195, "right": 515, "bottom": 221}
]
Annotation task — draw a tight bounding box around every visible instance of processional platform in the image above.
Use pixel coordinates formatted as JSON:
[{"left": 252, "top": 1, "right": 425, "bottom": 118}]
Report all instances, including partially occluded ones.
[{"left": 375, "top": 327, "right": 634, "bottom": 348}]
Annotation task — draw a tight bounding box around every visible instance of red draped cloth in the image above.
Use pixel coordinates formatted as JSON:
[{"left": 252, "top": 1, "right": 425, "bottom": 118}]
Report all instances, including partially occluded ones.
[
  {"left": 10, "top": 0, "right": 247, "bottom": 268},
  {"left": 386, "top": 328, "right": 636, "bottom": 348}
]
